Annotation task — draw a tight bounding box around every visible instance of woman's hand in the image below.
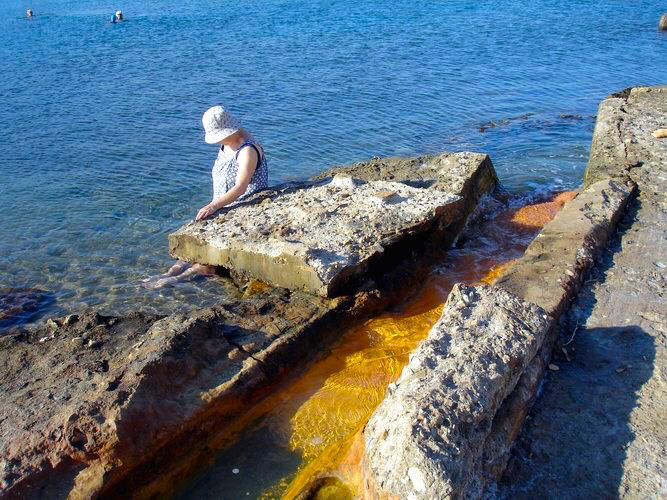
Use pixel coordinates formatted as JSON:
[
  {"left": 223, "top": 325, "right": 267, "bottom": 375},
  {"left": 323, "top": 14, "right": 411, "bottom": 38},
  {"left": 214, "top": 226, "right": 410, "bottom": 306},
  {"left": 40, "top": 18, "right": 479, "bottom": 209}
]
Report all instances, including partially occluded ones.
[{"left": 196, "top": 203, "right": 217, "bottom": 221}]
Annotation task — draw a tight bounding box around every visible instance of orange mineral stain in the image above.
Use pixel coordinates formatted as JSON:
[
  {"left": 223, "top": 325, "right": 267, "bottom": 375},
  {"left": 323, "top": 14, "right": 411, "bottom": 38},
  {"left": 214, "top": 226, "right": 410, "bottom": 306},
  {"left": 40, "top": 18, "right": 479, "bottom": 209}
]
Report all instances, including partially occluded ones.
[
  {"left": 170, "top": 192, "right": 575, "bottom": 500},
  {"left": 273, "top": 192, "right": 577, "bottom": 499}
]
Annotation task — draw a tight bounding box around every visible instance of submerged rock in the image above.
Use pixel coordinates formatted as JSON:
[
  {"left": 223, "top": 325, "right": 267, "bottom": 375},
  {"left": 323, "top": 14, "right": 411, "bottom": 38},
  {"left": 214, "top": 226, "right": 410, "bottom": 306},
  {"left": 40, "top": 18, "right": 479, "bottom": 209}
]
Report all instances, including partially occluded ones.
[
  {"left": 659, "top": 14, "right": 667, "bottom": 31},
  {"left": 0, "top": 288, "right": 52, "bottom": 332}
]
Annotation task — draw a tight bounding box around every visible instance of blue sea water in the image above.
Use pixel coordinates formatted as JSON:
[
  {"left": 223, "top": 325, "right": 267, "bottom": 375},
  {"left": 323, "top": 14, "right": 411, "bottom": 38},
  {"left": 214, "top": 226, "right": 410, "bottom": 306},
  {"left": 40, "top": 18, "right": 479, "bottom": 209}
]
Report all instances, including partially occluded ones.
[{"left": 1, "top": 0, "right": 665, "bottom": 326}]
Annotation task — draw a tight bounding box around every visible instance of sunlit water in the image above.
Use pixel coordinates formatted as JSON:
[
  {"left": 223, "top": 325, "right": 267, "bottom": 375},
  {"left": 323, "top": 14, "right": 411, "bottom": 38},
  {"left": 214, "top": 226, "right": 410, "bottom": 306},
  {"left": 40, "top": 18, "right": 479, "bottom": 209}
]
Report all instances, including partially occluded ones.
[{"left": 1, "top": 0, "right": 665, "bottom": 327}]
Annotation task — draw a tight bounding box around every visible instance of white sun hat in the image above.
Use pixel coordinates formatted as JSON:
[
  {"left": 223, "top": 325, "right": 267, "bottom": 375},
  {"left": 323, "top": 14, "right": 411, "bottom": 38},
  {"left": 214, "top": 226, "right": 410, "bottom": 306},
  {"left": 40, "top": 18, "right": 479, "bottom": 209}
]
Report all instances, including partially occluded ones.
[{"left": 202, "top": 105, "right": 241, "bottom": 144}]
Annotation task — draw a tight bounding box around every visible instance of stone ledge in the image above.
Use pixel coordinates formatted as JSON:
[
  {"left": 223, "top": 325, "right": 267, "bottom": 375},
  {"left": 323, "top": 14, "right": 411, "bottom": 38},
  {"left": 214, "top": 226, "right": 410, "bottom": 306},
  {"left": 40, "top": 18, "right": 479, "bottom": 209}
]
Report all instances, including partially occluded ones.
[
  {"left": 0, "top": 291, "right": 334, "bottom": 499},
  {"left": 494, "top": 178, "right": 634, "bottom": 318},
  {"left": 169, "top": 152, "right": 496, "bottom": 297},
  {"left": 359, "top": 165, "right": 636, "bottom": 500},
  {"left": 361, "top": 284, "right": 553, "bottom": 499},
  {"left": 584, "top": 85, "right": 667, "bottom": 188}
]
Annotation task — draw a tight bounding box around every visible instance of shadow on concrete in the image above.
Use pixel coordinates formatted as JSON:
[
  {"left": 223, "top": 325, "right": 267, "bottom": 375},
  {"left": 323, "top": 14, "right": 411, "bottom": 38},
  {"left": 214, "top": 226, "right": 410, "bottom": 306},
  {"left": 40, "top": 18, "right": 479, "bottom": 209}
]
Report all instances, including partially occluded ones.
[{"left": 499, "top": 197, "right": 657, "bottom": 498}]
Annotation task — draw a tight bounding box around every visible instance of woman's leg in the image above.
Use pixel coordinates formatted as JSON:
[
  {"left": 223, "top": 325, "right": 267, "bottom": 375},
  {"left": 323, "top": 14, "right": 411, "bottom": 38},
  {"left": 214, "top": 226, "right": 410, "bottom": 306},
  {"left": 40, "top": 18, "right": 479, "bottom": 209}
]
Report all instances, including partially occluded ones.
[
  {"left": 141, "top": 260, "right": 192, "bottom": 287},
  {"left": 147, "top": 263, "right": 216, "bottom": 289},
  {"left": 166, "top": 260, "right": 190, "bottom": 276}
]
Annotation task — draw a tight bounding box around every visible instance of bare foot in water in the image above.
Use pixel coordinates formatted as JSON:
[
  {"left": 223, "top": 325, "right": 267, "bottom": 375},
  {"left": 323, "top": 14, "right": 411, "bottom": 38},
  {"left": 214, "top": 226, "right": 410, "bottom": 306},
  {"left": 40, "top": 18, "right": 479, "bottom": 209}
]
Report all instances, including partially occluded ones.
[
  {"left": 146, "top": 276, "right": 181, "bottom": 289},
  {"left": 141, "top": 261, "right": 191, "bottom": 286},
  {"left": 166, "top": 261, "right": 190, "bottom": 276},
  {"left": 141, "top": 263, "right": 216, "bottom": 289}
]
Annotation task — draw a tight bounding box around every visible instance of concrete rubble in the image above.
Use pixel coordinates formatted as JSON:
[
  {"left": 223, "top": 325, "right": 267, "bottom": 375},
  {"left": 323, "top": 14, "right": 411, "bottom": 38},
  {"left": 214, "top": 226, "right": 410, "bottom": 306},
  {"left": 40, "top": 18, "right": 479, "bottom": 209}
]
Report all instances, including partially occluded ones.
[
  {"left": 0, "top": 152, "right": 498, "bottom": 499},
  {"left": 170, "top": 152, "right": 497, "bottom": 297},
  {"left": 362, "top": 284, "right": 553, "bottom": 499}
]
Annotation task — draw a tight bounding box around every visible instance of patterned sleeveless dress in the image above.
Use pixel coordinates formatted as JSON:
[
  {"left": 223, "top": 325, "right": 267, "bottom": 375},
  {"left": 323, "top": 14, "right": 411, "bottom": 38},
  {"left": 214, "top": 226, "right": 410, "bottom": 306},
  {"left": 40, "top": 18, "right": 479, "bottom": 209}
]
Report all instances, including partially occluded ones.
[{"left": 211, "top": 139, "right": 269, "bottom": 204}]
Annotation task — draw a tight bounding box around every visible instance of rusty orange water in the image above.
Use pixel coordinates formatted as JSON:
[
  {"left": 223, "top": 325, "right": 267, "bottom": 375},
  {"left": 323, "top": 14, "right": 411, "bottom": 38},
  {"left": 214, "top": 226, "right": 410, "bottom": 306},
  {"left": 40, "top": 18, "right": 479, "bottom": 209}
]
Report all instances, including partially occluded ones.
[{"left": 178, "top": 192, "right": 576, "bottom": 500}]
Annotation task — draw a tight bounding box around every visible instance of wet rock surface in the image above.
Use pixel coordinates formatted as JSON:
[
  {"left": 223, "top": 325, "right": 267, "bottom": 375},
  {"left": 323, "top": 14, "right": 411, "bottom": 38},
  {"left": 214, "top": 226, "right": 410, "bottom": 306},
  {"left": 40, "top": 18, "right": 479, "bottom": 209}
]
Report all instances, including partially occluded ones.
[
  {"left": 0, "top": 288, "right": 53, "bottom": 332},
  {"left": 170, "top": 152, "right": 495, "bottom": 297},
  {"left": 362, "top": 284, "right": 552, "bottom": 499},
  {"left": 0, "top": 291, "right": 336, "bottom": 499},
  {"left": 0, "top": 153, "right": 498, "bottom": 498}
]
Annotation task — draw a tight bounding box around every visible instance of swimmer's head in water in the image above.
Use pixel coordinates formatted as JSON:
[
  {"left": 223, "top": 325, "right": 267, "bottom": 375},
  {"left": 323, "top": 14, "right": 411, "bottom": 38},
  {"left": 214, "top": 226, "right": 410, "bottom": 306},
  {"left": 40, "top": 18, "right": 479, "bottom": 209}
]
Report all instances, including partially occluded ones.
[
  {"left": 26, "top": 9, "right": 33, "bottom": 17},
  {"left": 115, "top": 10, "right": 123, "bottom": 21},
  {"left": 202, "top": 106, "right": 241, "bottom": 144}
]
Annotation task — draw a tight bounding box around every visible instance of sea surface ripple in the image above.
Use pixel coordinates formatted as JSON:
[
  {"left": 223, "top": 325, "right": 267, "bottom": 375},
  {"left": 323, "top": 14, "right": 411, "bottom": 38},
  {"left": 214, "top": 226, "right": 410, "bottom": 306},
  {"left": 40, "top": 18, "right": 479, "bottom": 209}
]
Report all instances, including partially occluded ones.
[{"left": 1, "top": 0, "right": 665, "bottom": 326}]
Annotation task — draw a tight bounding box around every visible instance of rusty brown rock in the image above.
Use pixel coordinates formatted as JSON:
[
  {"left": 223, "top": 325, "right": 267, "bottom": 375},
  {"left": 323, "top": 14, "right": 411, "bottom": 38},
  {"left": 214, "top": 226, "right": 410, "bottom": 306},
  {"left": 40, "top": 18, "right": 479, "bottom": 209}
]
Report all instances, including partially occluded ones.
[
  {"left": 1, "top": 152, "right": 499, "bottom": 499},
  {"left": 0, "top": 291, "right": 336, "bottom": 499}
]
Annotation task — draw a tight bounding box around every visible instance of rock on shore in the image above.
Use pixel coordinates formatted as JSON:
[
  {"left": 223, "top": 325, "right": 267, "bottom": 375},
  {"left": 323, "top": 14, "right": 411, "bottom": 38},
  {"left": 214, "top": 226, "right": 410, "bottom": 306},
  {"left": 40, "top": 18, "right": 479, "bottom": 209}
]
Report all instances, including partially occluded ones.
[
  {"left": 0, "top": 292, "right": 334, "bottom": 499},
  {"left": 0, "top": 152, "right": 498, "bottom": 499},
  {"left": 362, "top": 284, "right": 552, "bottom": 499},
  {"left": 358, "top": 100, "right": 640, "bottom": 498},
  {"left": 170, "top": 152, "right": 497, "bottom": 297}
]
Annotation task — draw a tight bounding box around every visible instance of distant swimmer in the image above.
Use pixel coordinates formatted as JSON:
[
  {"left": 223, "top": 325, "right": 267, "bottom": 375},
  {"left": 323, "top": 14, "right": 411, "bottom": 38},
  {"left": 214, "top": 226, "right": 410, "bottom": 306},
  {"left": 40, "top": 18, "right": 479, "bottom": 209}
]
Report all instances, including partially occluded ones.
[
  {"left": 111, "top": 10, "right": 123, "bottom": 23},
  {"left": 26, "top": 9, "right": 33, "bottom": 17}
]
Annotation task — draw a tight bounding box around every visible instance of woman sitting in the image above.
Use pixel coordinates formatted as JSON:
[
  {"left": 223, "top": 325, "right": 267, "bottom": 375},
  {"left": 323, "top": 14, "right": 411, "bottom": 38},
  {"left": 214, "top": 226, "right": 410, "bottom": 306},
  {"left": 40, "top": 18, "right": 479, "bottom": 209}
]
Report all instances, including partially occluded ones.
[{"left": 144, "top": 105, "right": 268, "bottom": 288}]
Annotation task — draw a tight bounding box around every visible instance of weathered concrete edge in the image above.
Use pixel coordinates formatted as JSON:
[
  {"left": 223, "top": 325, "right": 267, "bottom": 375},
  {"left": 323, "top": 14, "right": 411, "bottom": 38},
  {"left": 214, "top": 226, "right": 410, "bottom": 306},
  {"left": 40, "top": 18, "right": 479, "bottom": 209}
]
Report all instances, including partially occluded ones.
[
  {"left": 360, "top": 284, "right": 555, "bottom": 499},
  {"left": 477, "top": 178, "right": 635, "bottom": 494},
  {"left": 358, "top": 178, "right": 635, "bottom": 498},
  {"left": 584, "top": 85, "right": 667, "bottom": 188},
  {"left": 483, "top": 86, "right": 667, "bottom": 494},
  {"left": 496, "top": 178, "right": 635, "bottom": 318}
]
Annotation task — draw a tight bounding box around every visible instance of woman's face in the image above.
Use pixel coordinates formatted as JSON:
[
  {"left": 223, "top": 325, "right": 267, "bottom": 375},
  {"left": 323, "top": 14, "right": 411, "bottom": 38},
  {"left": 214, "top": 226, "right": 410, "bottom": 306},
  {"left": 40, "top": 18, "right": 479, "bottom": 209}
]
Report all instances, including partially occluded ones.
[{"left": 218, "top": 131, "right": 242, "bottom": 146}]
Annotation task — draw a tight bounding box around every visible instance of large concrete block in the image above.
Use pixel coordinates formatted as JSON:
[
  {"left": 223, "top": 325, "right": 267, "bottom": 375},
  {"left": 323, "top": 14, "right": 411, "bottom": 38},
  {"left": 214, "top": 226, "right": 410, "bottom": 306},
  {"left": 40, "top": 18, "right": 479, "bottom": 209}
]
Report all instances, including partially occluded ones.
[
  {"left": 495, "top": 178, "right": 633, "bottom": 317},
  {"left": 584, "top": 86, "right": 667, "bottom": 188},
  {"left": 170, "top": 153, "right": 497, "bottom": 297},
  {"left": 362, "top": 284, "right": 552, "bottom": 499}
]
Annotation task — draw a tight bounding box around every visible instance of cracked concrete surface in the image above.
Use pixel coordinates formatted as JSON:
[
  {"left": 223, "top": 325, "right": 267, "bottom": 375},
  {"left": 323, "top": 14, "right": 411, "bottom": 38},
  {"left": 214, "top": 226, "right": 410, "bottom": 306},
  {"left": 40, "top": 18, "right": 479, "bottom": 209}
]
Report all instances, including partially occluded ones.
[{"left": 500, "top": 86, "right": 667, "bottom": 499}]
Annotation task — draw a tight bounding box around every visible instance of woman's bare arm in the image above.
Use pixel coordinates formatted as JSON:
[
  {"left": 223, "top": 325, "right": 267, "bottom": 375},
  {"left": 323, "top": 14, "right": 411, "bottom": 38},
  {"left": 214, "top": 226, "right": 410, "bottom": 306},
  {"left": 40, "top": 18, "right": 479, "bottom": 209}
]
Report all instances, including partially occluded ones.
[{"left": 195, "top": 146, "right": 259, "bottom": 221}]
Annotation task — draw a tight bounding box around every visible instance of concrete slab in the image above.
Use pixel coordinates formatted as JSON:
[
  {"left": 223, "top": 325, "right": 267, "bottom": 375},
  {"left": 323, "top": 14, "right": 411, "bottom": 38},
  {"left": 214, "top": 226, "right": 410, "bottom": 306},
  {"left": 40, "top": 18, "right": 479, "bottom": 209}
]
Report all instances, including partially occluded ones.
[
  {"left": 495, "top": 178, "right": 634, "bottom": 317},
  {"left": 170, "top": 153, "right": 495, "bottom": 297},
  {"left": 500, "top": 86, "right": 667, "bottom": 498},
  {"left": 584, "top": 86, "right": 667, "bottom": 188},
  {"left": 361, "top": 284, "right": 552, "bottom": 500}
]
